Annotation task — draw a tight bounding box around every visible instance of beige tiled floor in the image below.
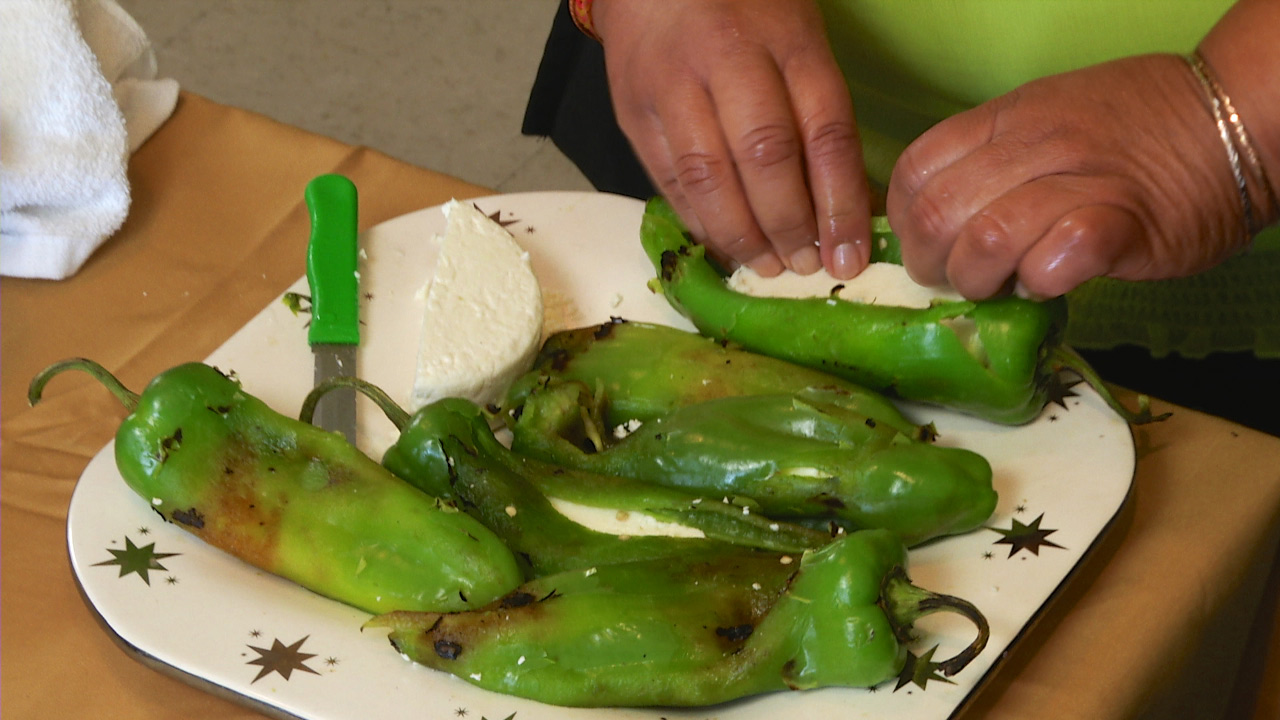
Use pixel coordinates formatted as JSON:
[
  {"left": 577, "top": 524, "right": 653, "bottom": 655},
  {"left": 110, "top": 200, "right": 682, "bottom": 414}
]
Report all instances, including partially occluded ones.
[{"left": 117, "top": 0, "right": 594, "bottom": 194}]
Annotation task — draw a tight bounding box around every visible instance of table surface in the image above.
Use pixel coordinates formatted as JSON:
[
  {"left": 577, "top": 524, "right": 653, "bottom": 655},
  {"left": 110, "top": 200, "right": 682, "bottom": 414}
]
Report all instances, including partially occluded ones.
[{"left": 3, "top": 92, "right": 1279, "bottom": 720}]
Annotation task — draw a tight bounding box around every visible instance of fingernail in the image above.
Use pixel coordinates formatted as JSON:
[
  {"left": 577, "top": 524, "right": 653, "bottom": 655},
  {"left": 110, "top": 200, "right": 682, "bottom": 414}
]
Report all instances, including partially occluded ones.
[
  {"left": 1013, "top": 281, "right": 1044, "bottom": 301},
  {"left": 831, "top": 242, "right": 861, "bottom": 279},
  {"left": 748, "top": 252, "right": 785, "bottom": 277},
  {"left": 788, "top": 246, "right": 821, "bottom": 275}
]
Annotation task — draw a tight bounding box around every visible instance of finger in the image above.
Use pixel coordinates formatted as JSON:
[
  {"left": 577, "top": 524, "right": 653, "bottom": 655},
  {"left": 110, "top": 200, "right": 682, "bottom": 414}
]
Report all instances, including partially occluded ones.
[
  {"left": 783, "top": 46, "right": 871, "bottom": 280},
  {"left": 942, "top": 175, "right": 1104, "bottom": 299},
  {"left": 625, "top": 113, "right": 720, "bottom": 252},
  {"left": 887, "top": 98, "right": 1004, "bottom": 214},
  {"left": 897, "top": 142, "right": 1090, "bottom": 290},
  {"left": 654, "top": 77, "right": 786, "bottom": 275},
  {"left": 1016, "top": 205, "right": 1136, "bottom": 299},
  {"left": 887, "top": 102, "right": 1005, "bottom": 285},
  {"left": 707, "top": 50, "right": 822, "bottom": 274}
]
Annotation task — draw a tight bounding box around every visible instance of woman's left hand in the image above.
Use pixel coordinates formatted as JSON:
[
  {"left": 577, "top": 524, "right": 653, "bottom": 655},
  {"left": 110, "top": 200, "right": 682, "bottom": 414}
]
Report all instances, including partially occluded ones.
[{"left": 886, "top": 54, "right": 1252, "bottom": 300}]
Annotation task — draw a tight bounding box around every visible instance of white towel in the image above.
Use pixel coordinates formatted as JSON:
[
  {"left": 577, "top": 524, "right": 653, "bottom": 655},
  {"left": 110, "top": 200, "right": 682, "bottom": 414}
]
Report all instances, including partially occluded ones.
[{"left": 0, "top": 0, "right": 179, "bottom": 280}]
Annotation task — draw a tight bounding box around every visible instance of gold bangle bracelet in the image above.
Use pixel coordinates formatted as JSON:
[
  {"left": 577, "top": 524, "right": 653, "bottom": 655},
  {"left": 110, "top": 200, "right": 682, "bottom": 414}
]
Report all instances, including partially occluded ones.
[{"left": 1185, "top": 51, "right": 1277, "bottom": 239}]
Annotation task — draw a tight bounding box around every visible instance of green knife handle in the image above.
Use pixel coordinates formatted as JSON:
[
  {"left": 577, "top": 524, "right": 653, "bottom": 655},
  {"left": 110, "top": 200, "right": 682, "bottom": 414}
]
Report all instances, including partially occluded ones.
[{"left": 305, "top": 174, "right": 360, "bottom": 345}]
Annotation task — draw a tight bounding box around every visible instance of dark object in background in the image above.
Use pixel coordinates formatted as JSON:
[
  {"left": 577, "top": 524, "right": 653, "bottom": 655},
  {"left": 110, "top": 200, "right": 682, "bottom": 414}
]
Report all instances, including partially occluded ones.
[
  {"left": 1078, "top": 348, "right": 1279, "bottom": 437},
  {"left": 522, "top": 1, "right": 1278, "bottom": 438},
  {"left": 522, "top": 0, "right": 655, "bottom": 199}
]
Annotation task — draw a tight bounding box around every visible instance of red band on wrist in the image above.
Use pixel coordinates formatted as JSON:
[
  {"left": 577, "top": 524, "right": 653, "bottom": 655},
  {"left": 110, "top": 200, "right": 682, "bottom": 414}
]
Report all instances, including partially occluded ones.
[{"left": 569, "top": 0, "right": 601, "bottom": 42}]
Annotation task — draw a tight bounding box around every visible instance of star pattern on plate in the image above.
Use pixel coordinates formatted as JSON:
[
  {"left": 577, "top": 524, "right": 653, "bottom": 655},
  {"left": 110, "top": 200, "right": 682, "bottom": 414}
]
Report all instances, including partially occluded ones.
[
  {"left": 246, "top": 635, "right": 321, "bottom": 683},
  {"left": 451, "top": 711, "right": 517, "bottom": 720},
  {"left": 475, "top": 204, "right": 520, "bottom": 229},
  {"left": 990, "top": 513, "right": 1065, "bottom": 558},
  {"left": 94, "top": 534, "right": 179, "bottom": 585},
  {"left": 894, "top": 645, "right": 954, "bottom": 692},
  {"left": 1045, "top": 376, "right": 1083, "bottom": 410}
]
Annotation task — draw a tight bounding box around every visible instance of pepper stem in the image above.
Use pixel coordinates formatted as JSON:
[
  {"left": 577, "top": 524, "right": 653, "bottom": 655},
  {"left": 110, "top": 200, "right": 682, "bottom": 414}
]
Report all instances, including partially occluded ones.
[
  {"left": 880, "top": 566, "right": 990, "bottom": 677},
  {"left": 300, "top": 376, "right": 411, "bottom": 430},
  {"left": 28, "top": 358, "right": 140, "bottom": 413},
  {"left": 1049, "top": 345, "right": 1172, "bottom": 425}
]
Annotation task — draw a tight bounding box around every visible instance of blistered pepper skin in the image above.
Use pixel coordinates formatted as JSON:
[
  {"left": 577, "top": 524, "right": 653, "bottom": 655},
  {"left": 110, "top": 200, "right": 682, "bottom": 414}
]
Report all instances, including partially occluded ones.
[
  {"left": 32, "top": 360, "right": 523, "bottom": 615},
  {"left": 324, "top": 391, "right": 832, "bottom": 568},
  {"left": 640, "top": 198, "right": 1068, "bottom": 425},
  {"left": 510, "top": 380, "right": 997, "bottom": 546},
  {"left": 505, "top": 319, "right": 921, "bottom": 438},
  {"left": 370, "top": 530, "right": 942, "bottom": 707}
]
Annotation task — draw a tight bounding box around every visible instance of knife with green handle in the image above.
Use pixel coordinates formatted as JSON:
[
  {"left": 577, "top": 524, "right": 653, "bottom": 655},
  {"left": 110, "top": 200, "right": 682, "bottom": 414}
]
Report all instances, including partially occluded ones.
[{"left": 305, "top": 173, "right": 360, "bottom": 444}]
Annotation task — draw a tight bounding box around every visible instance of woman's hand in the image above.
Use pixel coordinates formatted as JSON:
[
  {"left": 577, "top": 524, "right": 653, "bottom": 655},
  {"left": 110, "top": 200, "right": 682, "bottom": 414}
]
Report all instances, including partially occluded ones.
[
  {"left": 593, "top": 0, "right": 872, "bottom": 279},
  {"left": 886, "top": 54, "right": 1253, "bottom": 300}
]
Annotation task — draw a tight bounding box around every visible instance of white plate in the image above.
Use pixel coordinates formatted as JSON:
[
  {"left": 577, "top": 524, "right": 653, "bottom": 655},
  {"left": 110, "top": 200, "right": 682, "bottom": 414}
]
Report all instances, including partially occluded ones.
[{"left": 68, "top": 191, "right": 1135, "bottom": 720}]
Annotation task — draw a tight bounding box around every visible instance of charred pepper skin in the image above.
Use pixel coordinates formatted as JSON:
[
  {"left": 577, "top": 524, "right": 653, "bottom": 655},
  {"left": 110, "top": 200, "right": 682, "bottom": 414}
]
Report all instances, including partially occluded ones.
[
  {"left": 640, "top": 197, "right": 1068, "bottom": 425},
  {"left": 509, "top": 379, "right": 997, "bottom": 547},
  {"left": 300, "top": 382, "right": 833, "bottom": 569},
  {"left": 504, "top": 318, "right": 923, "bottom": 438},
  {"left": 368, "top": 528, "right": 989, "bottom": 707},
  {"left": 29, "top": 359, "right": 523, "bottom": 615}
]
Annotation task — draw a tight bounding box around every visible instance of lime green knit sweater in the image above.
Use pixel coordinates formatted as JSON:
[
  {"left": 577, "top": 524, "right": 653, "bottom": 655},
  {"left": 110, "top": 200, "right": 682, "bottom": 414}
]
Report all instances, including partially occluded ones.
[{"left": 819, "top": 0, "right": 1278, "bottom": 357}]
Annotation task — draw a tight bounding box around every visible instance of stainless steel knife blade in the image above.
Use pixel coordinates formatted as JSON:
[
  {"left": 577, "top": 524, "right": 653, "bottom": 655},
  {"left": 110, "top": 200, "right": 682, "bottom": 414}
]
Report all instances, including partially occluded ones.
[
  {"left": 311, "top": 343, "right": 358, "bottom": 441},
  {"left": 305, "top": 174, "right": 360, "bottom": 444}
]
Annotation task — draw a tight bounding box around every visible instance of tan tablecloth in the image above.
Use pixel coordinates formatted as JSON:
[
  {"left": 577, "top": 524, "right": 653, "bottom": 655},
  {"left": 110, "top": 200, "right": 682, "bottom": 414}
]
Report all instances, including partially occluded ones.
[{"left": 3, "top": 92, "right": 1278, "bottom": 720}]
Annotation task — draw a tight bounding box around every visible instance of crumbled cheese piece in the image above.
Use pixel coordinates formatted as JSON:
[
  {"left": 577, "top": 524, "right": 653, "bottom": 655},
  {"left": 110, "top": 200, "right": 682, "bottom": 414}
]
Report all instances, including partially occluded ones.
[{"left": 612, "top": 418, "right": 643, "bottom": 439}]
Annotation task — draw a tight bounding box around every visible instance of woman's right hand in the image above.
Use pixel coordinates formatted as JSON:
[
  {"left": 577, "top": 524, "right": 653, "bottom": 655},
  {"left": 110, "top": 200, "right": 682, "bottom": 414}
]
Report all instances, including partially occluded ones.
[{"left": 592, "top": 0, "right": 873, "bottom": 280}]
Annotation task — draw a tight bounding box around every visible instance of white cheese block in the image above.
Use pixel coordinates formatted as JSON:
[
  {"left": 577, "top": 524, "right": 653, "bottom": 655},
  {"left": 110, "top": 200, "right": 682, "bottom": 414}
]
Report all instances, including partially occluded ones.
[
  {"left": 409, "top": 199, "right": 543, "bottom": 412},
  {"left": 727, "top": 262, "right": 963, "bottom": 308}
]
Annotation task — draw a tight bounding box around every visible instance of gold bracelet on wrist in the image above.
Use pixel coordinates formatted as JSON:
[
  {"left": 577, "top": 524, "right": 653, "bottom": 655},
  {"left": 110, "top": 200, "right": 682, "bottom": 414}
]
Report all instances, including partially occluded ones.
[{"left": 1185, "top": 50, "right": 1278, "bottom": 239}]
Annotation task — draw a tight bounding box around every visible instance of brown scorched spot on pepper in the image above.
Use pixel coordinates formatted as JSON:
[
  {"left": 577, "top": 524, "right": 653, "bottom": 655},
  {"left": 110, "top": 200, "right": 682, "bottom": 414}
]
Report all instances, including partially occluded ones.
[{"left": 29, "top": 358, "right": 522, "bottom": 615}]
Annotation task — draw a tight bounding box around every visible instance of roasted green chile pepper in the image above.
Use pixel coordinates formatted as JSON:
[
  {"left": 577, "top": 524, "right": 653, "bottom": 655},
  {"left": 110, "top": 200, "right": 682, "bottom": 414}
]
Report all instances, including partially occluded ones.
[
  {"left": 300, "top": 380, "right": 832, "bottom": 573},
  {"left": 29, "top": 359, "right": 522, "bottom": 615},
  {"left": 641, "top": 197, "right": 1163, "bottom": 425},
  {"left": 504, "top": 318, "right": 923, "bottom": 438},
  {"left": 368, "top": 528, "right": 989, "bottom": 707},
  {"left": 508, "top": 378, "right": 996, "bottom": 546}
]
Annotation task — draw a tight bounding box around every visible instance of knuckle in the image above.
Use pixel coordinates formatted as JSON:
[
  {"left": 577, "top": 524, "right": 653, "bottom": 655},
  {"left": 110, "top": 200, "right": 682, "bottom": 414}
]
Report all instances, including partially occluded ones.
[
  {"left": 802, "top": 119, "right": 859, "bottom": 165},
  {"left": 892, "top": 147, "right": 932, "bottom": 196},
  {"left": 903, "top": 190, "right": 958, "bottom": 247},
  {"left": 655, "top": 174, "right": 683, "bottom": 198},
  {"left": 962, "top": 209, "right": 1021, "bottom": 261},
  {"left": 700, "top": 12, "right": 749, "bottom": 48},
  {"left": 673, "top": 152, "right": 731, "bottom": 196},
  {"left": 735, "top": 123, "right": 801, "bottom": 172}
]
